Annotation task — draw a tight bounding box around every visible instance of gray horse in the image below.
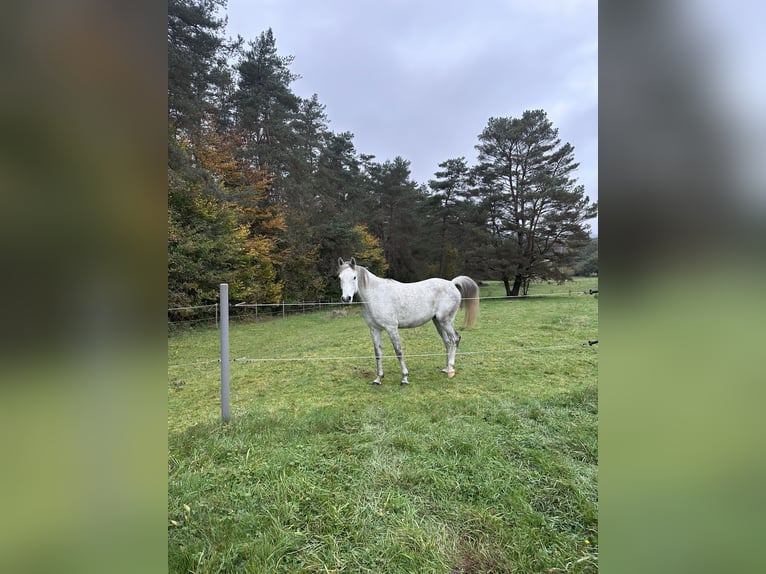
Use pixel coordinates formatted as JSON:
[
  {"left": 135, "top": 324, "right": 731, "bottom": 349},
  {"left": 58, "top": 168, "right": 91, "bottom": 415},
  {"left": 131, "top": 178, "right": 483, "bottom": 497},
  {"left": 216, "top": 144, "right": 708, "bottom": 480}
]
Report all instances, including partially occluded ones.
[{"left": 338, "top": 258, "right": 479, "bottom": 385}]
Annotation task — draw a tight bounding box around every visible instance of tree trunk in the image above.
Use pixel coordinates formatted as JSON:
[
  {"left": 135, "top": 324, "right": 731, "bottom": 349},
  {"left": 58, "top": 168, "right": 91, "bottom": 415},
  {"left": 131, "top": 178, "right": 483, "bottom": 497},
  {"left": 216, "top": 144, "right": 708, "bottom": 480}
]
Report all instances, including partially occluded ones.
[
  {"left": 503, "top": 275, "right": 523, "bottom": 297},
  {"left": 509, "top": 274, "right": 523, "bottom": 297}
]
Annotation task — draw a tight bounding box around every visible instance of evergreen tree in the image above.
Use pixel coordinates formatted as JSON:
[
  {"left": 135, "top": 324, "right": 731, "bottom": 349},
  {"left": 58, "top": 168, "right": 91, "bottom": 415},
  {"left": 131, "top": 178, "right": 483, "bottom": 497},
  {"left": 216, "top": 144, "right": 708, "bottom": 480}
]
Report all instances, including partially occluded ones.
[
  {"left": 574, "top": 237, "right": 598, "bottom": 276},
  {"left": 283, "top": 93, "right": 333, "bottom": 218},
  {"left": 425, "top": 157, "right": 477, "bottom": 277},
  {"left": 167, "top": 0, "right": 229, "bottom": 137},
  {"left": 474, "top": 110, "right": 597, "bottom": 295},
  {"left": 314, "top": 132, "right": 367, "bottom": 221},
  {"left": 292, "top": 94, "right": 331, "bottom": 177},
  {"left": 233, "top": 28, "right": 300, "bottom": 193},
  {"left": 365, "top": 157, "right": 425, "bottom": 281}
]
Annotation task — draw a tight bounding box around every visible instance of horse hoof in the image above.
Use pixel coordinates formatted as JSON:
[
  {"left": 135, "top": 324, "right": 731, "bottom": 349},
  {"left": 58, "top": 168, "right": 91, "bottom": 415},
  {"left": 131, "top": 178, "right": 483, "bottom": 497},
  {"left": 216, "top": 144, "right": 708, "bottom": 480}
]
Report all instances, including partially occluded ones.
[
  {"left": 400, "top": 381, "right": 409, "bottom": 386},
  {"left": 372, "top": 381, "right": 381, "bottom": 386},
  {"left": 446, "top": 371, "right": 456, "bottom": 379}
]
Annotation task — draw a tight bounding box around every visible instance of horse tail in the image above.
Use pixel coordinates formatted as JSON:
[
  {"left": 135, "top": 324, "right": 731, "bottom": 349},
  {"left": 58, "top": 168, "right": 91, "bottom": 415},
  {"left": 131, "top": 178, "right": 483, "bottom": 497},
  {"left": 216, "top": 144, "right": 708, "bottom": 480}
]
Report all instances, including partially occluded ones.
[{"left": 452, "top": 276, "right": 480, "bottom": 329}]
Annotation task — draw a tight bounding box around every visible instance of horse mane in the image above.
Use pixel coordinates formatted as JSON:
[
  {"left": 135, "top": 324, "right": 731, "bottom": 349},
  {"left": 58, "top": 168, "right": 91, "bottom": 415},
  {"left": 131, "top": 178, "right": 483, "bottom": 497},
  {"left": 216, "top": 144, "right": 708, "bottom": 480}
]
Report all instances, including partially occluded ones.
[{"left": 356, "top": 264, "right": 370, "bottom": 289}]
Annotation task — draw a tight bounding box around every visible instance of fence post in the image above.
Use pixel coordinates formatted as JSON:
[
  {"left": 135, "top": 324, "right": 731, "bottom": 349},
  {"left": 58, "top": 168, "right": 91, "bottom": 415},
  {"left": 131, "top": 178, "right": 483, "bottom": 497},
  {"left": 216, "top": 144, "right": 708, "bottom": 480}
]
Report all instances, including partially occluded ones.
[{"left": 220, "top": 283, "right": 230, "bottom": 423}]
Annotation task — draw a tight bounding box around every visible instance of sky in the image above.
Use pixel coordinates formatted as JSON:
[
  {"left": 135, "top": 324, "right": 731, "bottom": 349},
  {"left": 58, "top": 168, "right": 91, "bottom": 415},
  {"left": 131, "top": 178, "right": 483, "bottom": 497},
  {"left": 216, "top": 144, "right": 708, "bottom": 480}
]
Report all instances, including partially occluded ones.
[{"left": 222, "top": 0, "right": 599, "bottom": 235}]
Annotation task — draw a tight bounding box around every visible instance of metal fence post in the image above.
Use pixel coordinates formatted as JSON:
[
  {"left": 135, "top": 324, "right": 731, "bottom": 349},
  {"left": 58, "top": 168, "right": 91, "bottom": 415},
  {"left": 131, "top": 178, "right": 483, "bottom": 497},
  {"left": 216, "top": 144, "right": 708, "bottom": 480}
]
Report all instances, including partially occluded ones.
[{"left": 220, "top": 283, "right": 230, "bottom": 423}]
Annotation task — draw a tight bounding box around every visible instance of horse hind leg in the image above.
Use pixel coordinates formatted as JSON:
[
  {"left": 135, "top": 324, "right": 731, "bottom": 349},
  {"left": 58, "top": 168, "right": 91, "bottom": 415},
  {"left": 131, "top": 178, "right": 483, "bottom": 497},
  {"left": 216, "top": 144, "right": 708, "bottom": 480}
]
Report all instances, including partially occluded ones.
[{"left": 445, "top": 328, "right": 461, "bottom": 378}]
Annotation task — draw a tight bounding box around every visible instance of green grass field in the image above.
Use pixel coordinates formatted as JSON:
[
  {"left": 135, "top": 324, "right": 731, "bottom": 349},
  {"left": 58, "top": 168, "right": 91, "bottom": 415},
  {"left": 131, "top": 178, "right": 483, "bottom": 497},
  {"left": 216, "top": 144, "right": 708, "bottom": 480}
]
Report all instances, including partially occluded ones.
[{"left": 168, "top": 279, "right": 598, "bottom": 573}]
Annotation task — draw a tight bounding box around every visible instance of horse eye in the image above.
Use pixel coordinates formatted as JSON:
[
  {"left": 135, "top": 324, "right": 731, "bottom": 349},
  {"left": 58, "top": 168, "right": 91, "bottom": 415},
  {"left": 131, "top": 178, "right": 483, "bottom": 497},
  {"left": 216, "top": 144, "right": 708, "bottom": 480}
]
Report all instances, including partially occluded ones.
[{"left": 353, "top": 276, "right": 357, "bottom": 280}]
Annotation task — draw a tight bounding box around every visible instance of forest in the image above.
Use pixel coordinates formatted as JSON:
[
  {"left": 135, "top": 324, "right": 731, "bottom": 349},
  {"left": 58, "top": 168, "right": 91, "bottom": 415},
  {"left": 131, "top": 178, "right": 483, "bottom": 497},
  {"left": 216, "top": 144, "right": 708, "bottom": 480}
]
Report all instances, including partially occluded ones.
[{"left": 168, "top": 0, "right": 598, "bottom": 312}]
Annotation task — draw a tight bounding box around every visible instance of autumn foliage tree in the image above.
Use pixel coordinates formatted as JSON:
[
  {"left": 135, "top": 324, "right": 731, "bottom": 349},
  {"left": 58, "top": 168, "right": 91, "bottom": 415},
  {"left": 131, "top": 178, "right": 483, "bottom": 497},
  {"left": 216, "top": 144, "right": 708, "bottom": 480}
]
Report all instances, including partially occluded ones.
[
  {"left": 193, "top": 122, "right": 286, "bottom": 302},
  {"left": 167, "top": 1, "right": 284, "bottom": 310},
  {"left": 168, "top": 125, "right": 284, "bottom": 309}
]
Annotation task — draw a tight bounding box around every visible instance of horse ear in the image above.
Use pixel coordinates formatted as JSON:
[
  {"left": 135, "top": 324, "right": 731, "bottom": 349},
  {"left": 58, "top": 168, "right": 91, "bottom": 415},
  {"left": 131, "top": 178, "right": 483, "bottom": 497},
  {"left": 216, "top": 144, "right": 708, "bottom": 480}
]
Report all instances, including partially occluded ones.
[
  {"left": 338, "top": 257, "right": 345, "bottom": 268},
  {"left": 350, "top": 257, "right": 356, "bottom": 269}
]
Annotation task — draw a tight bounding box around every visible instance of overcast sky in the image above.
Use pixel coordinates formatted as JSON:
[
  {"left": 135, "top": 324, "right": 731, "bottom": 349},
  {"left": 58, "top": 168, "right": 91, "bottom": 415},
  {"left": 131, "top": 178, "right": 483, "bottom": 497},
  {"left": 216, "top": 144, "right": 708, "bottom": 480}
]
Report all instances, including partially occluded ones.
[{"left": 223, "top": 0, "right": 598, "bottom": 235}]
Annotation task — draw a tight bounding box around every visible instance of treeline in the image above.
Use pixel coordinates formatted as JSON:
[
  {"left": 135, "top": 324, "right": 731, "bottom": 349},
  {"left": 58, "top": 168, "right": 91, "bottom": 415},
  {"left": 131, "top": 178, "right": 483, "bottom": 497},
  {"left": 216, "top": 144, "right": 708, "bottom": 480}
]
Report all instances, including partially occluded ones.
[{"left": 168, "top": 0, "right": 597, "bottom": 310}]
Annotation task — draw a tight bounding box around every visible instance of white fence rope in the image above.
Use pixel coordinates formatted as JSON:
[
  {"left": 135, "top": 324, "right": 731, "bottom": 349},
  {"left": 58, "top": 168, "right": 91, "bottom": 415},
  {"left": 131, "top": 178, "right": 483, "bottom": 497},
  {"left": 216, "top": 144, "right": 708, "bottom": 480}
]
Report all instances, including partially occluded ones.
[
  {"left": 231, "top": 291, "right": 595, "bottom": 309},
  {"left": 234, "top": 300, "right": 361, "bottom": 308},
  {"left": 167, "top": 292, "right": 597, "bottom": 329},
  {"left": 168, "top": 342, "right": 595, "bottom": 369},
  {"left": 168, "top": 303, "right": 219, "bottom": 312},
  {"left": 232, "top": 343, "right": 589, "bottom": 363},
  {"left": 168, "top": 290, "right": 596, "bottom": 315}
]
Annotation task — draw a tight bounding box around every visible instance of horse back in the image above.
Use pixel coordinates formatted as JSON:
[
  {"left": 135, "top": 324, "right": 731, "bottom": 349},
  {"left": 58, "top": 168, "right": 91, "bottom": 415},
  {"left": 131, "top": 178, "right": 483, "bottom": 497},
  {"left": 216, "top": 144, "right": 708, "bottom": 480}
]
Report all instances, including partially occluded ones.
[{"left": 361, "top": 277, "right": 460, "bottom": 329}]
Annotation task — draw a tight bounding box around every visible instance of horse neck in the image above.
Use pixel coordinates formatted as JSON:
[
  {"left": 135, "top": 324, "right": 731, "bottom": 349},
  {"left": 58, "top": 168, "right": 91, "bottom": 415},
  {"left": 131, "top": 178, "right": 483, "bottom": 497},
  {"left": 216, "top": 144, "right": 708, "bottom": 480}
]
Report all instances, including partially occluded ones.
[{"left": 356, "top": 266, "right": 379, "bottom": 299}]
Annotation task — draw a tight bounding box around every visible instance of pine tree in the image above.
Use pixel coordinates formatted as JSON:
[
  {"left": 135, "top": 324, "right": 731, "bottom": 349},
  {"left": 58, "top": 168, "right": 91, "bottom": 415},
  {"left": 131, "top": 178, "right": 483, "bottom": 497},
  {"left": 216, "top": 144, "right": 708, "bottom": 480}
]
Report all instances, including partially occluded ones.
[
  {"left": 365, "top": 157, "right": 426, "bottom": 281},
  {"left": 425, "top": 157, "right": 476, "bottom": 277},
  {"left": 475, "top": 110, "right": 597, "bottom": 295},
  {"left": 233, "top": 28, "right": 300, "bottom": 190},
  {"left": 167, "top": 0, "right": 229, "bottom": 137}
]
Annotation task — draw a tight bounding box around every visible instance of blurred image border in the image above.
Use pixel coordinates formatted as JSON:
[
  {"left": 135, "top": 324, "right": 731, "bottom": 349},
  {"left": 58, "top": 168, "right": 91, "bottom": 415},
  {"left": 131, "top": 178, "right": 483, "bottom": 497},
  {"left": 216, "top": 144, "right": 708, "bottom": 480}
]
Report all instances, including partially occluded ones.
[{"left": 1, "top": 1, "right": 763, "bottom": 572}]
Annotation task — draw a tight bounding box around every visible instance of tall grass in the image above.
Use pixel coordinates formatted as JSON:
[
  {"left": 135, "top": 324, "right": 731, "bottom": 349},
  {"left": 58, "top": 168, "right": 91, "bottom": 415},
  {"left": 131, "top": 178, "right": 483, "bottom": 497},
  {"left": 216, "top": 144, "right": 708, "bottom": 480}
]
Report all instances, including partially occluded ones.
[{"left": 169, "top": 279, "right": 598, "bottom": 573}]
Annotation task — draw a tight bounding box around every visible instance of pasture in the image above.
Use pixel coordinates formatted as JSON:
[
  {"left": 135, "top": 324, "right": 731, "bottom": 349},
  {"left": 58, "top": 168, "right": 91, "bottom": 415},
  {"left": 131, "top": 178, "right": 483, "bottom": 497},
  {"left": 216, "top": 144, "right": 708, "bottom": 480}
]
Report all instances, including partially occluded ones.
[{"left": 168, "top": 279, "right": 598, "bottom": 573}]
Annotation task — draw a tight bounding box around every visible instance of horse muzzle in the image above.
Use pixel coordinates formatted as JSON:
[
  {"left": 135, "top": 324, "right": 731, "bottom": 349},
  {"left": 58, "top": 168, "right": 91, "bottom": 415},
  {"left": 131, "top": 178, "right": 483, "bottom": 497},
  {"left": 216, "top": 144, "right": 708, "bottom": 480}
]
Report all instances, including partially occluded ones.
[{"left": 341, "top": 295, "right": 352, "bottom": 304}]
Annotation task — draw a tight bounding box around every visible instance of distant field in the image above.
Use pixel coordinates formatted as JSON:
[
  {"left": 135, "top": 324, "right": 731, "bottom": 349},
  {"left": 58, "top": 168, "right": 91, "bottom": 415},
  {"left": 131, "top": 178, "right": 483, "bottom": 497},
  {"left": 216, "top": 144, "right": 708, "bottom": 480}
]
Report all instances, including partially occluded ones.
[{"left": 168, "top": 278, "right": 598, "bottom": 573}]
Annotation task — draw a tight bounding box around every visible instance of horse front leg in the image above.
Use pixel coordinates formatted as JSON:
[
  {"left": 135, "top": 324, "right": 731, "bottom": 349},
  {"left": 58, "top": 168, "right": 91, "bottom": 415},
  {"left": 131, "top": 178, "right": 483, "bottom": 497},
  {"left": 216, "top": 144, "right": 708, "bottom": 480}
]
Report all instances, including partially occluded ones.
[
  {"left": 386, "top": 328, "right": 410, "bottom": 385},
  {"left": 369, "top": 327, "right": 384, "bottom": 385}
]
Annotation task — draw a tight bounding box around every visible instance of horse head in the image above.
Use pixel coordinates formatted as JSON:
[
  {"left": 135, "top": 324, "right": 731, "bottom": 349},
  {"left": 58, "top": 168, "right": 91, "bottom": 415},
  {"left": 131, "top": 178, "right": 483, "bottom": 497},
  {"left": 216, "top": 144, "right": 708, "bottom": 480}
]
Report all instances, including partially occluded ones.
[{"left": 337, "top": 257, "right": 358, "bottom": 303}]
